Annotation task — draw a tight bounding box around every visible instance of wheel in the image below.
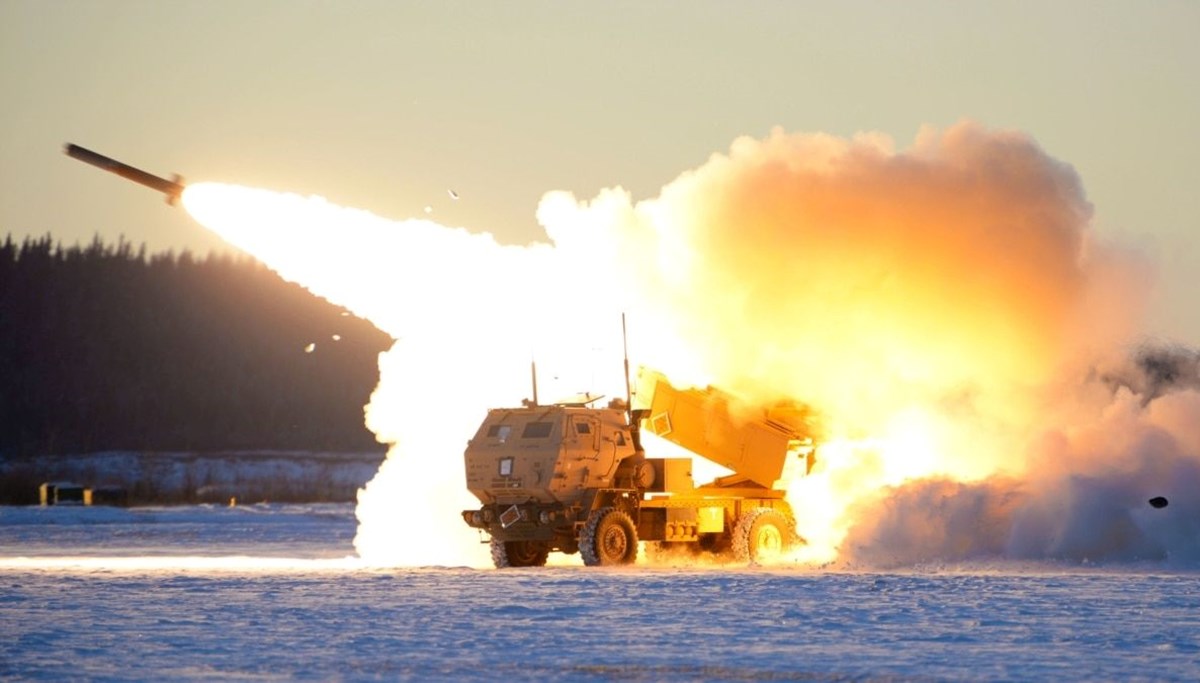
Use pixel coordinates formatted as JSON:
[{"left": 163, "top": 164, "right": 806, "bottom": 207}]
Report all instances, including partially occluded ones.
[
  {"left": 490, "top": 538, "right": 550, "bottom": 568},
  {"left": 731, "top": 508, "right": 792, "bottom": 565},
  {"left": 580, "top": 507, "right": 639, "bottom": 566}
]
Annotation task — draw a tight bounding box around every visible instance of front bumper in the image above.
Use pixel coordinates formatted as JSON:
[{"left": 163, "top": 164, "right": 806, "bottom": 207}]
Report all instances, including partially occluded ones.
[{"left": 461, "top": 502, "right": 573, "bottom": 540}]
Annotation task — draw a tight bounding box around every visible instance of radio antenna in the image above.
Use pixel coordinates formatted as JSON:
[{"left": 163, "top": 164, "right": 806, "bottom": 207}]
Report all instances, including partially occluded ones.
[
  {"left": 530, "top": 356, "right": 539, "bottom": 407},
  {"left": 622, "top": 313, "right": 632, "bottom": 412}
]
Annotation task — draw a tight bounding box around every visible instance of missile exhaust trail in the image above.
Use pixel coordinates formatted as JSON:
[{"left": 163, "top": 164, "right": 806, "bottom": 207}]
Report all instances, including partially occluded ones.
[{"left": 63, "top": 143, "right": 185, "bottom": 205}]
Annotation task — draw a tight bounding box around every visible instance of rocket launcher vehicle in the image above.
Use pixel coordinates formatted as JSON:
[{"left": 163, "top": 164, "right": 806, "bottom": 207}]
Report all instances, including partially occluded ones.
[{"left": 461, "top": 367, "right": 818, "bottom": 568}]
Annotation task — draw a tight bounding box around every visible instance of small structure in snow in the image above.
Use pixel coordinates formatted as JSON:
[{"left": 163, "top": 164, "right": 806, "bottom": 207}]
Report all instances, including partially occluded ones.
[
  {"left": 39, "top": 482, "right": 85, "bottom": 505},
  {"left": 85, "top": 487, "right": 129, "bottom": 506}
]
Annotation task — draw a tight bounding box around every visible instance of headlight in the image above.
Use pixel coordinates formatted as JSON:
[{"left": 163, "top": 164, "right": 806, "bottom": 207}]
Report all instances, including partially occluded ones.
[
  {"left": 538, "top": 510, "right": 551, "bottom": 524},
  {"left": 470, "top": 511, "right": 483, "bottom": 526}
]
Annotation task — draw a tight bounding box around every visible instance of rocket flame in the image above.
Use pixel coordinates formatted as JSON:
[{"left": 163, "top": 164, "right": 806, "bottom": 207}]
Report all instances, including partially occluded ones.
[{"left": 182, "top": 121, "right": 1200, "bottom": 569}]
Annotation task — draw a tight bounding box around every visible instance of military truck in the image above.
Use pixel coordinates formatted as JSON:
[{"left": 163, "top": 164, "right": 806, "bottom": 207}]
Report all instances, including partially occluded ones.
[{"left": 461, "top": 369, "right": 815, "bottom": 567}]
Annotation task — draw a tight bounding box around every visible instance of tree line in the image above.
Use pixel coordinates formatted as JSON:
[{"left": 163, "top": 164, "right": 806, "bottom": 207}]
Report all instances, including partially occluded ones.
[{"left": 0, "top": 234, "right": 393, "bottom": 460}]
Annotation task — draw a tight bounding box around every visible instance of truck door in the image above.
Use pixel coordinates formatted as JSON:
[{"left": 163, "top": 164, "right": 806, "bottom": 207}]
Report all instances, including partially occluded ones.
[
  {"left": 570, "top": 415, "right": 600, "bottom": 456},
  {"left": 570, "top": 415, "right": 612, "bottom": 484}
]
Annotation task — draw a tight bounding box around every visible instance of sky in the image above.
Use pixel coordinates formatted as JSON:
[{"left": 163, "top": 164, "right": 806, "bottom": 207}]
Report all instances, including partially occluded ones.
[{"left": 1, "top": 0, "right": 1197, "bottom": 340}]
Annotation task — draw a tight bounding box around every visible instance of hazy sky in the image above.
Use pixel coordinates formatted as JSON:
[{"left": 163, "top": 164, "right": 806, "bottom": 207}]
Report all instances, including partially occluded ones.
[{"left": 2, "top": 1, "right": 1197, "bottom": 339}]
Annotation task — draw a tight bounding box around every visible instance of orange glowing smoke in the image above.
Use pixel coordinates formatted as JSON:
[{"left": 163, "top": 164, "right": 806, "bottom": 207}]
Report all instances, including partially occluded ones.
[
  {"left": 539, "top": 122, "right": 1151, "bottom": 563},
  {"left": 184, "top": 121, "right": 1186, "bottom": 568}
]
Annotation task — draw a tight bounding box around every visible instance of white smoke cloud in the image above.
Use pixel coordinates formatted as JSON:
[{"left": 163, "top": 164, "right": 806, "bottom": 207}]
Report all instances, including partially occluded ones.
[{"left": 840, "top": 351, "right": 1200, "bottom": 568}]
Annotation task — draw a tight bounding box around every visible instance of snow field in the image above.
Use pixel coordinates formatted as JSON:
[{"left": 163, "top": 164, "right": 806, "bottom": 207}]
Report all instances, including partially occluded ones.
[{"left": 2, "top": 504, "right": 1198, "bottom": 681}]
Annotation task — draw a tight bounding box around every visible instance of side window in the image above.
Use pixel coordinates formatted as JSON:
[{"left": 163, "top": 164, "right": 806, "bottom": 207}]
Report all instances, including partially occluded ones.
[
  {"left": 521, "top": 422, "right": 553, "bottom": 439},
  {"left": 575, "top": 421, "right": 591, "bottom": 435},
  {"left": 615, "top": 431, "right": 626, "bottom": 446},
  {"left": 498, "top": 457, "right": 514, "bottom": 476}
]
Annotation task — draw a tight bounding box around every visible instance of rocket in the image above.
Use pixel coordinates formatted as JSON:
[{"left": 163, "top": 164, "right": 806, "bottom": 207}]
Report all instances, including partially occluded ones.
[{"left": 63, "top": 143, "right": 185, "bottom": 205}]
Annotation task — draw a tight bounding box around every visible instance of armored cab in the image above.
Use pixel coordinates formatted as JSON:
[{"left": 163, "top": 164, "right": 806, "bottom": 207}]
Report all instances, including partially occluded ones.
[{"left": 462, "top": 371, "right": 816, "bottom": 568}]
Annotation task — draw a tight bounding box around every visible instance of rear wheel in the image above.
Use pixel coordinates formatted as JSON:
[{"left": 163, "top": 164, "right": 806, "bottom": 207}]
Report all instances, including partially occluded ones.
[
  {"left": 491, "top": 538, "right": 550, "bottom": 568},
  {"left": 580, "top": 507, "right": 639, "bottom": 566},
  {"left": 731, "top": 508, "right": 792, "bottom": 565}
]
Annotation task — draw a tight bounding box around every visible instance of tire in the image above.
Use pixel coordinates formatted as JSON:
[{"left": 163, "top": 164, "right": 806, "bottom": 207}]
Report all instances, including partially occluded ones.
[
  {"left": 580, "top": 507, "right": 639, "bottom": 566},
  {"left": 731, "top": 508, "right": 792, "bottom": 565},
  {"left": 491, "top": 538, "right": 550, "bottom": 568}
]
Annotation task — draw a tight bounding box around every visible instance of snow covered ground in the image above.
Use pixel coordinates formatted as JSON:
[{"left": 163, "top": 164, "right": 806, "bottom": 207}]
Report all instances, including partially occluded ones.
[{"left": 2, "top": 504, "right": 1199, "bottom": 681}]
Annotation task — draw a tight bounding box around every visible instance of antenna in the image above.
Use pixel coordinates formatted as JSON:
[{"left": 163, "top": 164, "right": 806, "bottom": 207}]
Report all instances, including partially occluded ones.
[
  {"left": 622, "top": 313, "right": 632, "bottom": 413},
  {"left": 530, "top": 357, "right": 539, "bottom": 407}
]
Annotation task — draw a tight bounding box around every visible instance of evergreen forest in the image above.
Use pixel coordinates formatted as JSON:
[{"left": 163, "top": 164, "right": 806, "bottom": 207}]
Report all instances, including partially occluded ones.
[{"left": 0, "top": 234, "right": 393, "bottom": 460}]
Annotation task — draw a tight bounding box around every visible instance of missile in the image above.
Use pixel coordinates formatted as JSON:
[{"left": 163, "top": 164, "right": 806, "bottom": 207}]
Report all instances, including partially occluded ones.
[{"left": 63, "top": 143, "right": 185, "bottom": 205}]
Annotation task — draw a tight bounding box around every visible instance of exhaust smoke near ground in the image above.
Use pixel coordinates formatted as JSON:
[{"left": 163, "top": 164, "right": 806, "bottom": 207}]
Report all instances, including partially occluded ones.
[
  {"left": 183, "top": 183, "right": 628, "bottom": 567},
  {"left": 183, "top": 121, "right": 1198, "bottom": 568}
]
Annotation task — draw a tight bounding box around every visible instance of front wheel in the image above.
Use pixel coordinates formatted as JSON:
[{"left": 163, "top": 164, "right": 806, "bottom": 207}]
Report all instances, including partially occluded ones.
[
  {"left": 491, "top": 539, "right": 550, "bottom": 568},
  {"left": 580, "top": 507, "right": 639, "bottom": 566},
  {"left": 731, "top": 508, "right": 792, "bottom": 565}
]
